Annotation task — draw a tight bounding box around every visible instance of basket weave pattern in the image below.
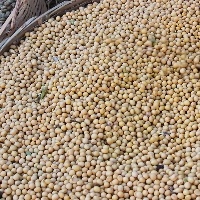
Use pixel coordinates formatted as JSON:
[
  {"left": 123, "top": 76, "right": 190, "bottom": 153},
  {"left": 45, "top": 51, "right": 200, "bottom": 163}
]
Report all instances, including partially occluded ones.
[{"left": 0, "top": 0, "right": 47, "bottom": 41}]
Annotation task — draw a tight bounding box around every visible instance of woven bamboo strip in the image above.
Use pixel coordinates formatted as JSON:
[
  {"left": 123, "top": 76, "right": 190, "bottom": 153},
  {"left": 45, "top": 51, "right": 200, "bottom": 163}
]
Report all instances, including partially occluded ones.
[
  {"left": 0, "top": 0, "right": 47, "bottom": 42},
  {"left": 0, "top": 0, "right": 100, "bottom": 55}
]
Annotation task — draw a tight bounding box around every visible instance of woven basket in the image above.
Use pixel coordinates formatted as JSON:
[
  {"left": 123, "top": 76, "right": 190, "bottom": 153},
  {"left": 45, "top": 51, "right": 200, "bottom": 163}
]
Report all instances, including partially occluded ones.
[
  {"left": 0, "top": 0, "right": 100, "bottom": 55},
  {"left": 0, "top": 0, "right": 47, "bottom": 42}
]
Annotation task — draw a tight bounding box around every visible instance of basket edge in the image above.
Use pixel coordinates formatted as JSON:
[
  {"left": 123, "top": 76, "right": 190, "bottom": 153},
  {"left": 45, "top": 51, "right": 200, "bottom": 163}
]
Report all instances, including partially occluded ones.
[{"left": 0, "top": 0, "right": 101, "bottom": 55}]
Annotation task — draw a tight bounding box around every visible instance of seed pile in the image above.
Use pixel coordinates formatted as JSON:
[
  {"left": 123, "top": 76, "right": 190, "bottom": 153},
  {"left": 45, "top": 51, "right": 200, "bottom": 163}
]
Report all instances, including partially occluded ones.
[
  {"left": 0, "top": 0, "right": 68, "bottom": 28},
  {"left": 0, "top": 0, "right": 200, "bottom": 199}
]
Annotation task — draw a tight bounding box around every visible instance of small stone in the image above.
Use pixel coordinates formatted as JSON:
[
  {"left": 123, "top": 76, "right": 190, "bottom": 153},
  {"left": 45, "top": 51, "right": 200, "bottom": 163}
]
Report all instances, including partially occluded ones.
[
  {"left": 0, "top": 191, "right": 3, "bottom": 198},
  {"left": 156, "top": 164, "right": 164, "bottom": 171}
]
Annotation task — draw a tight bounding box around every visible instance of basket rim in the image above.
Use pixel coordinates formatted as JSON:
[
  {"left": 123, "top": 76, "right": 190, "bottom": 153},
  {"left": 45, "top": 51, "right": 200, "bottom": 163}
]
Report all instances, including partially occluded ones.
[
  {"left": 0, "top": 0, "right": 47, "bottom": 42},
  {"left": 0, "top": 0, "right": 100, "bottom": 55}
]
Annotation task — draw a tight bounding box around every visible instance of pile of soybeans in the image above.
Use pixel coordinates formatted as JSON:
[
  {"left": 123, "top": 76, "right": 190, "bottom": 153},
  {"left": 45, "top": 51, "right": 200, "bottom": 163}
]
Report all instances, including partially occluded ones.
[{"left": 0, "top": 0, "right": 200, "bottom": 199}]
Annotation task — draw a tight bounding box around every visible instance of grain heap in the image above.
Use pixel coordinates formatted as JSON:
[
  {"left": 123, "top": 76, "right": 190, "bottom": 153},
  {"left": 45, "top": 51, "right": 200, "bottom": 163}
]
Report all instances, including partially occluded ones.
[
  {"left": 0, "top": 0, "right": 68, "bottom": 28},
  {"left": 0, "top": 0, "right": 200, "bottom": 199}
]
